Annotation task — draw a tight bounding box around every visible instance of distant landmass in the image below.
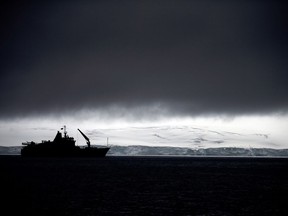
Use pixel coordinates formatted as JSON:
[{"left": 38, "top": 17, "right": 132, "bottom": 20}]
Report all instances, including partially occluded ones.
[
  {"left": 0, "top": 146, "right": 22, "bottom": 155},
  {"left": 1, "top": 145, "right": 288, "bottom": 157}
]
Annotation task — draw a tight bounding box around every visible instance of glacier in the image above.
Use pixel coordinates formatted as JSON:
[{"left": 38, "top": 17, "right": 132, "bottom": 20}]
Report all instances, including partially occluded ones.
[{"left": 1, "top": 124, "right": 287, "bottom": 157}]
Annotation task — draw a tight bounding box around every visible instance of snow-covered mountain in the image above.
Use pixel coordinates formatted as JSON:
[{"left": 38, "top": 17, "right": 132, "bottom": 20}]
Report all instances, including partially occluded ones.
[
  {"left": 86, "top": 125, "right": 280, "bottom": 149},
  {"left": 1, "top": 125, "right": 287, "bottom": 156}
]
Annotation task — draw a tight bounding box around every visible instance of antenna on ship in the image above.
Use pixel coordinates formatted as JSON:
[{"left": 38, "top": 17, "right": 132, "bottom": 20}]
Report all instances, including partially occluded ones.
[{"left": 63, "top": 125, "right": 67, "bottom": 138}]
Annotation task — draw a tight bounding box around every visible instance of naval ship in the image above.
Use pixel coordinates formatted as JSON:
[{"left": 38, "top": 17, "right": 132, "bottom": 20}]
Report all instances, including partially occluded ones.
[{"left": 21, "top": 126, "right": 110, "bottom": 157}]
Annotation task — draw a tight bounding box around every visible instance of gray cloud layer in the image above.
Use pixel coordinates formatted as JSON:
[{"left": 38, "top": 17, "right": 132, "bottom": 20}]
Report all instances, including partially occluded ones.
[{"left": 1, "top": 0, "right": 288, "bottom": 118}]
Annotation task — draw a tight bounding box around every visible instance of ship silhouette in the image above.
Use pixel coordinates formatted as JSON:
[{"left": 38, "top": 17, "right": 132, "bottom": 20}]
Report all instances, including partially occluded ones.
[{"left": 21, "top": 126, "right": 110, "bottom": 157}]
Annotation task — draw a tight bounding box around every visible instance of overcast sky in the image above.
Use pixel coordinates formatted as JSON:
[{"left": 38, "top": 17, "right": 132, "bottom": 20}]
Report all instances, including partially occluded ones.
[{"left": 1, "top": 0, "right": 288, "bottom": 120}]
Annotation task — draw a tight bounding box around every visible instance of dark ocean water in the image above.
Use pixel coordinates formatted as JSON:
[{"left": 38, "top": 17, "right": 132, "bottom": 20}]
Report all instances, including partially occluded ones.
[{"left": 1, "top": 156, "right": 287, "bottom": 216}]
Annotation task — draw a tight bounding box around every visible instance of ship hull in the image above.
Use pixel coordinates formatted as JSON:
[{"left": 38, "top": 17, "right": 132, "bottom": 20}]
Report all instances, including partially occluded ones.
[{"left": 21, "top": 146, "right": 110, "bottom": 157}]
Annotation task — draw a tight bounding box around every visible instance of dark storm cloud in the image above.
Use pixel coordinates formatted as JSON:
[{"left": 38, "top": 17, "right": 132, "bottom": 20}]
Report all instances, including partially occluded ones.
[{"left": 1, "top": 0, "right": 288, "bottom": 118}]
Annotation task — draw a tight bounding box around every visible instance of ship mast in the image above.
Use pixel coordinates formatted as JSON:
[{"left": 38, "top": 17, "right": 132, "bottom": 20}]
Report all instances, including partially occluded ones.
[
  {"left": 63, "top": 125, "right": 67, "bottom": 138},
  {"left": 60, "top": 125, "right": 68, "bottom": 138}
]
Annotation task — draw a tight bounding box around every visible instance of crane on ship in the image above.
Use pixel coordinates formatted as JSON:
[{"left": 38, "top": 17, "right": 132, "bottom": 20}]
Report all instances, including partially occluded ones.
[{"left": 78, "top": 129, "right": 91, "bottom": 148}]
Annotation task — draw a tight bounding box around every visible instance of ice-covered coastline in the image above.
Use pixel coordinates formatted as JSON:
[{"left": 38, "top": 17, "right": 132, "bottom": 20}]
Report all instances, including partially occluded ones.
[
  {"left": 107, "top": 145, "right": 288, "bottom": 157},
  {"left": 1, "top": 145, "right": 288, "bottom": 157},
  {"left": 1, "top": 124, "right": 287, "bottom": 157}
]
